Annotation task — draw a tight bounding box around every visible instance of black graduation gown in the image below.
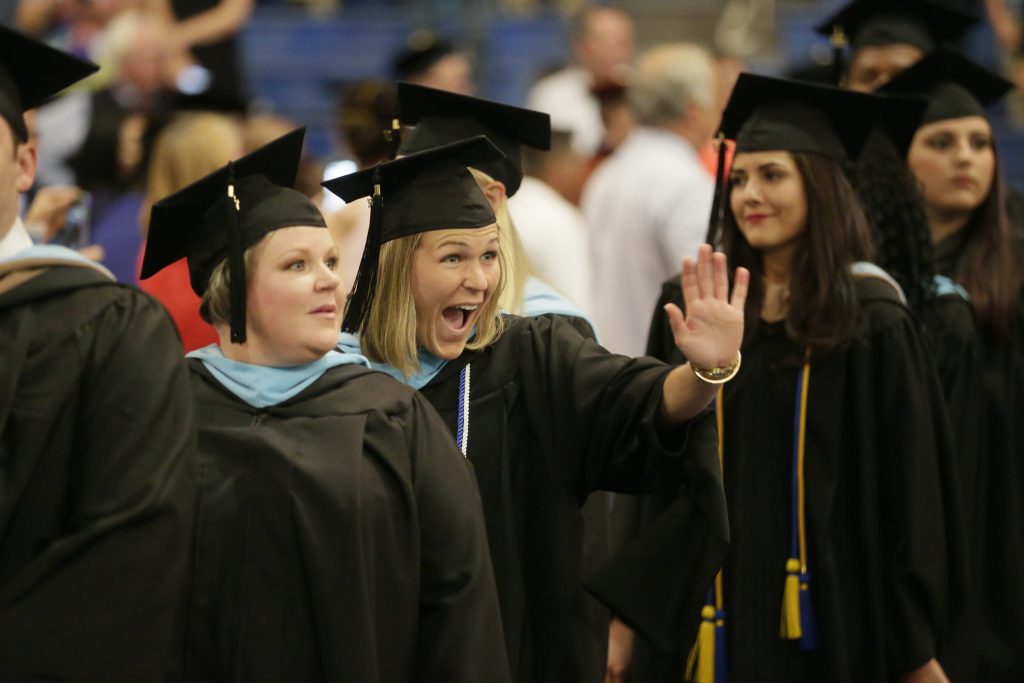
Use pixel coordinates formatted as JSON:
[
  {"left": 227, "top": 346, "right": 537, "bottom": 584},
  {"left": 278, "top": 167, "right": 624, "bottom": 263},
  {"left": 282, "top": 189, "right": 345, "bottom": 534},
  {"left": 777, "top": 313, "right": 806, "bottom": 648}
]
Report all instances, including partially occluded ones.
[
  {"left": 175, "top": 360, "right": 509, "bottom": 683},
  {"left": 417, "top": 314, "right": 728, "bottom": 683},
  {"left": 629, "top": 276, "right": 967, "bottom": 683},
  {"left": 0, "top": 264, "right": 197, "bottom": 681},
  {"left": 934, "top": 233, "right": 1024, "bottom": 682}
]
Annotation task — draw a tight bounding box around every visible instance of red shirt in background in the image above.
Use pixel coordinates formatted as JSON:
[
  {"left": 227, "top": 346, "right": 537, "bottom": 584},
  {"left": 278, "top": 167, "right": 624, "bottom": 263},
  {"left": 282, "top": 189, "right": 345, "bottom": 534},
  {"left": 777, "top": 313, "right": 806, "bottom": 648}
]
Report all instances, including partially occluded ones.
[{"left": 136, "top": 245, "right": 219, "bottom": 353}]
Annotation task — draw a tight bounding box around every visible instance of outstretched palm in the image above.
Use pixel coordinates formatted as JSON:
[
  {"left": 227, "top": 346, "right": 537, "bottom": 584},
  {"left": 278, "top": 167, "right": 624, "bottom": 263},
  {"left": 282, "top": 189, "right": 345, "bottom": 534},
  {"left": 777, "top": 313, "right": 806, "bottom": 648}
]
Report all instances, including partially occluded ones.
[{"left": 664, "top": 244, "right": 749, "bottom": 369}]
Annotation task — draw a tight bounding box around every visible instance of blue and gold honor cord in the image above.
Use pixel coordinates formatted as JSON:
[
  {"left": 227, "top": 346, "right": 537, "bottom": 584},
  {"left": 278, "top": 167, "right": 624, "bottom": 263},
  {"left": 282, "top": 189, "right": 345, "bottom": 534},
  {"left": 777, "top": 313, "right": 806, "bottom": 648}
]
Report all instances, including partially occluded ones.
[{"left": 686, "top": 355, "right": 818, "bottom": 683}]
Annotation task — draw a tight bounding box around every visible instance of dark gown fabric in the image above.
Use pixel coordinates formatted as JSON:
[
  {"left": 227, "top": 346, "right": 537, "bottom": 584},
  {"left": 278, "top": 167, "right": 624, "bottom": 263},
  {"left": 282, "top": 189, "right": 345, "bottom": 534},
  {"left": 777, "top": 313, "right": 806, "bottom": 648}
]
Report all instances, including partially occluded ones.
[
  {"left": 0, "top": 264, "right": 197, "bottom": 681},
  {"left": 623, "top": 275, "right": 967, "bottom": 683},
  {"left": 933, "top": 233, "right": 1024, "bottom": 682},
  {"left": 416, "top": 313, "right": 728, "bottom": 683},
  {"left": 170, "top": 0, "right": 248, "bottom": 112},
  {"left": 174, "top": 361, "right": 509, "bottom": 683}
]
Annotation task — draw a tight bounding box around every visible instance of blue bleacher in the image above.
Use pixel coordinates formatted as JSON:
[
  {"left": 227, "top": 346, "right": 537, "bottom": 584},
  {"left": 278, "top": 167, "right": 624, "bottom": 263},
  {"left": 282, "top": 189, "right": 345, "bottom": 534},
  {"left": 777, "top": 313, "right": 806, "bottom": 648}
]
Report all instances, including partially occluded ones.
[{"left": 240, "top": 8, "right": 570, "bottom": 158}]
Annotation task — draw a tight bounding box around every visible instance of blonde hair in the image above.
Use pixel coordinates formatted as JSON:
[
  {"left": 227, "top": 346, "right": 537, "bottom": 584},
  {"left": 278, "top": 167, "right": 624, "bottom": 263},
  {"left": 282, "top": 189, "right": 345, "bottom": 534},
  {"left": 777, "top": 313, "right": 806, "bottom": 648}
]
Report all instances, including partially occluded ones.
[
  {"left": 199, "top": 236, "right": 269, "bottom": 326},
  {"left": 359, "top": 229, "right": 509, "bottom": 376},
  {"left": 469, "top": 167, "right": 530, "bottom": 314},
  {"left": 141, "top": 113, "right": 244, "bottom": 233}
]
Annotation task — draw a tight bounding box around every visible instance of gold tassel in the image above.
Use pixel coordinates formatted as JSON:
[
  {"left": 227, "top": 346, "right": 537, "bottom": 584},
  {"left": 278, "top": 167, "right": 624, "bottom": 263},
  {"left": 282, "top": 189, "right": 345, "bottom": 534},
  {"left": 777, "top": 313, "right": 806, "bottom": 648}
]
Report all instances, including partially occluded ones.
[
  {"left": 780, "top": 558, "right": 802, "bottom": 639},
  {"left": 685, "top": 605, "right": 717, "bottom": 683}
]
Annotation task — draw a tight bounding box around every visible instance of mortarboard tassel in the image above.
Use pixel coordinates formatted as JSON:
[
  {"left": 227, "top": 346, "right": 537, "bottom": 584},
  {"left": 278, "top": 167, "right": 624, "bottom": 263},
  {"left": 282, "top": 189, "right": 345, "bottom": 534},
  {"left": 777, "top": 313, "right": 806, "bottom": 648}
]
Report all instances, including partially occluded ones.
[
  {"left": 226, "top": 161, "right": 247, "bottom": 344},
  {"left": 705, "top": 133, "right": 728, "bottom": 246},
  {"left": 830, "top": 27, "right": 848, "bottom": 87},
  {"left": 341, "top": 167, "right": 384, "bottom": 334},
  {"left": 384, "top": 118, "right": 402, "bottom": 160}
]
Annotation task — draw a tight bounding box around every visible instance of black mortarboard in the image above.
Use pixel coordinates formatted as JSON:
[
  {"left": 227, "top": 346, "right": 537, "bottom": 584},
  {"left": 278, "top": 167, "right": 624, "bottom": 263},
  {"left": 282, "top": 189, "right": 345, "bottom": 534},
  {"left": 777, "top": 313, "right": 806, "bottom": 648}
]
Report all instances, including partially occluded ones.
[
  {"left": 396, "top": 82, "right": 550, "bottom": 196},
  {"left": 392, "top": 32, "right": 455, "bottom": 81},
  {"left": 142, "top": 127, "right": 326, "bottom": 343},
  {"left": 869, "top": 92, "right": 930, "bottom": 158},
  {"left": 721, "top": 73, "right": 883, "bottom": 161},
  {"left": 0, "top": 24, "right": 98, "bottom": 140},
  {"left": 815, "top": 0, "right": 978, "bottom": 52},
  {"left": 878, "top": 47, "right": 1013, "bottom": 125},
  {"left": 706, "top": 74, "right": 884, "bottom": 242},
  {"left": 321, "top": 135, "right": 504, "bottom": 333}
]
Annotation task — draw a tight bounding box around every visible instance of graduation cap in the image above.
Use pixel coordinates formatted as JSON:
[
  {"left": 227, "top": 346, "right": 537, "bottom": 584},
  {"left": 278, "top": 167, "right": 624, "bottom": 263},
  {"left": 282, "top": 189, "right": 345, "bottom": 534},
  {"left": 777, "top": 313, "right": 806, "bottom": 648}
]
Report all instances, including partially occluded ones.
[
  {"left": 878, "top": 47, "right": 1013, "bottom": 125},
  {"left": 141, "top": 127, "right": 325, "bottom": 344},
  {"left": 392, "top": 31, "right": 456, "bottom": 81},
  {"left": 815, "top": 0, "right": 979, "bottom": 53},
  {"left": 865, "top": 92, "right": 930, "bottom": 159},
  {"left": 0, "top": 23, "right": 98, "bottom": 141},
  {"left": 321, "top": 135, "right": 504, "bottom": 333},
  {"left": 706, "top": 73, "right": 884, "bottom": 241},
  {"left": 396, "top": 82, "right": 551, "bottom": 196}
]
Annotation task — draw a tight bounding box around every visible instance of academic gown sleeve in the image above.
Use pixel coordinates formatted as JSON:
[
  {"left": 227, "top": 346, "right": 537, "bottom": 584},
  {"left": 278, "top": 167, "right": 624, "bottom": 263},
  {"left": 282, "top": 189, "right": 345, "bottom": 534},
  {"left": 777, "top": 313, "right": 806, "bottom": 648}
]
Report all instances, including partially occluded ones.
[
  {"left": 512, "top": 316, "right": 727, "bottom": 653},
  {"left": 0, "top": 284, "right": 197, "bottom": 680},
  {"left": 863, "top": 302, "right": 968, "bottom": 676},
  {"left": 406, "top": 393, "right": 511, "bottom": 683}
]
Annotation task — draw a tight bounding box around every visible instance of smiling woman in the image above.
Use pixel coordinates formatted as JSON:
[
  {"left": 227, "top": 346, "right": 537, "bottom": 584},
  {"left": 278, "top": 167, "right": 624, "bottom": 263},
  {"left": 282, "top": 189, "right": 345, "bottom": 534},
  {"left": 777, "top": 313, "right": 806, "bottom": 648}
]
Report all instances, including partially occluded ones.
[
  {"left": 325, "top": 136, "right": 748, "bottom": 683},
  {"left": 141, "top": 128, "right": 509, "bottom": 683},
  {"left": 628, "top": 74, "right": 966, "bottom": 683}
]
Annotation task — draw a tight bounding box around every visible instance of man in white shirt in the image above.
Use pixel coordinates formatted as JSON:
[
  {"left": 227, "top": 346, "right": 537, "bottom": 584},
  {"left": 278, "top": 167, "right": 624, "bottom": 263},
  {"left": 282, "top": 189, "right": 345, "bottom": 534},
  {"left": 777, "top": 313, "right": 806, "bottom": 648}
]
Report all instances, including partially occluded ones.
[
  {"left": 582, "top": 43, "right": 719, "bottom": 357},
  {"left": 508, "top": 130, "right": 593, "bottom": 315},
  {"left": 527, "top": 6, "right": 634, "bottom": 157}
]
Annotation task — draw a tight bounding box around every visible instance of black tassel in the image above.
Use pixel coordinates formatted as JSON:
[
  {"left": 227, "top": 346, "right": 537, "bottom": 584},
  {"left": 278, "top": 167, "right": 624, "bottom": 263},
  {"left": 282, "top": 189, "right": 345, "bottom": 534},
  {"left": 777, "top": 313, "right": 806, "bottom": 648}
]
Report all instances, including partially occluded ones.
[
  {"left": 341, "top": 167, "right": 384, "bottom": 334},
  {"left": 226, "top": 161, "right": 247, "bottom": 344},
  {"left": 705, "top": 133, "right": 728, "bottom": 246},
  {"left": 830, "top": 27, "right": 848, "bottom": 86}
]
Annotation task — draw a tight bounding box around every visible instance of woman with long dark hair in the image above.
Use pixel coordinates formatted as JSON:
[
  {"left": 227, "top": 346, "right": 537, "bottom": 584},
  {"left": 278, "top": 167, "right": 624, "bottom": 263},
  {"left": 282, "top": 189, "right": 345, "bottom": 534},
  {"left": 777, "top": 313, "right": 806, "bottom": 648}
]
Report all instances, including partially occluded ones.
[
  {"left": 884, "top": 47, "right": 1024, "bottom": 682},
  {"left": 638, "top": 74, "right": 965, "bottom": 683}
]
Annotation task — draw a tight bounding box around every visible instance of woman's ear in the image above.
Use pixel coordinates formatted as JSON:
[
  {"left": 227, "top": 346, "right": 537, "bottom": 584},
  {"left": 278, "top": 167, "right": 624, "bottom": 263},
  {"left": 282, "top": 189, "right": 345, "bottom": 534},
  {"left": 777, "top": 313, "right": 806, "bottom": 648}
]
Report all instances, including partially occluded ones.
[{"left": 481, "top": 178, "right": 507, "bottom": 211}]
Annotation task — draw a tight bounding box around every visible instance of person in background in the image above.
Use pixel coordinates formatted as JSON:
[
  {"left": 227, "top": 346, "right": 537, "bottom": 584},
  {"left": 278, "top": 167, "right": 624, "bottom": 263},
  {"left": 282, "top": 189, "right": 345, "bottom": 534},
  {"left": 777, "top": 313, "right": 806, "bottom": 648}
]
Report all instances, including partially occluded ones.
[
  {"left": 583, "top": 42, "right": 719, "bottom": 356},
  {"left": 527, "top": 5, "right": 635, "bottom": 156},
  {"left": 147, "top": 0, "right": 254, "bottom": 111},
  {"left": 137, "top": 110, "right": 244, "bottom": 351},
  {"left": 325, "top": 78, "right": 398, "bottom": 292},
  {"left": 0, "top": 24, "right": 196, "bottom": 678},
  {"left": 814, "top": 0, "right": 978, "bottom": 92},
  {"left": 391, "top": 30, "right": 474, "bottom": 96},
  {"left": 884, "top": 48, "right": 1024, "bottom": 681},
  {"left": 143, "top": 128, "right": 509, "bottom": 683},
  {"left": 509, "top": 129, "right": 593, "bottom": 314}
]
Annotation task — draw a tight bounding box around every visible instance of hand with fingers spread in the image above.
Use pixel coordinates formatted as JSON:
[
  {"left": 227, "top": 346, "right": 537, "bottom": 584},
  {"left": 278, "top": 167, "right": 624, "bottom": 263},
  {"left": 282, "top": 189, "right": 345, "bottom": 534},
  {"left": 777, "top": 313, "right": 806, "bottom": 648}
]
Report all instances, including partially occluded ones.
[{"left": 664, "top": 244, "right": 749, "bottom": 370}]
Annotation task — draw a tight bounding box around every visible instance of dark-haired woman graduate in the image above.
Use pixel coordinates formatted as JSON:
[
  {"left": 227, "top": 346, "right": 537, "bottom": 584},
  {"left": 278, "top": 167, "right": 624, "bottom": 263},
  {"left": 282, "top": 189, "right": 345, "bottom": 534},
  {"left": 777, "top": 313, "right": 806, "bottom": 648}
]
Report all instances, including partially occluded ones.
[
  {"left": 636, "top": 75, "right": 966, "bottom": 683},
  {"left": 882, "top": 48, "right": 1024, "bottom": 681},
  {"left": 141, "top": 129, "right": 509, "bottom": 683},
  {"left": 326, "top": 136, "right": 747, "bottom": 683}
]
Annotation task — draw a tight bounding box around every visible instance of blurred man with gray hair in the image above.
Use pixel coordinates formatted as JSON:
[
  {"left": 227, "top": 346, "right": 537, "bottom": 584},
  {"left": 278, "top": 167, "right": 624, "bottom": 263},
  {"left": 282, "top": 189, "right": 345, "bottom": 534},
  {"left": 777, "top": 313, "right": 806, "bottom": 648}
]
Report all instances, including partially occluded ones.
[{"left": 582, "top": 42, "right": 719, "bottom": 357}]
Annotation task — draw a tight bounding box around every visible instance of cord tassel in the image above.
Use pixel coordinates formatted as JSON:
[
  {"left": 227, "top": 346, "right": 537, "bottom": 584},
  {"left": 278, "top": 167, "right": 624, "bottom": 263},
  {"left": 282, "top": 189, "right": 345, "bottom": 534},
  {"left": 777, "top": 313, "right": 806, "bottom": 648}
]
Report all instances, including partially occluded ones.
[
  {"left": 780, "top": 558, "right": 802, "bottom": 639},
  {"left": 226, "top": 161, "right": 246, "bottom": 344},
  {"left": 714, "top": 608, "right": 728, "bottom": 683},
  {"left": 686, "top": 605, "right": 718, "bottom": 683},
  {"left": 798, "top": 572, "right": 819, "bottom": 650},
  {"left": 341, "top": 167, "right": 384, "bottom": 333}
]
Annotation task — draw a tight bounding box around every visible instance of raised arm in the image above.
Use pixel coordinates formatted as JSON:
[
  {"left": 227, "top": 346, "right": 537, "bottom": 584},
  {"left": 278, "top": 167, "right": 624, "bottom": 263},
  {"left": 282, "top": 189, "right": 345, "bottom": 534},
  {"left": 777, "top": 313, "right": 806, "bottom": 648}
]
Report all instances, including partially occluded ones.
[{"left": 657, "top": 244, "right": 748, "bottom": 424}]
